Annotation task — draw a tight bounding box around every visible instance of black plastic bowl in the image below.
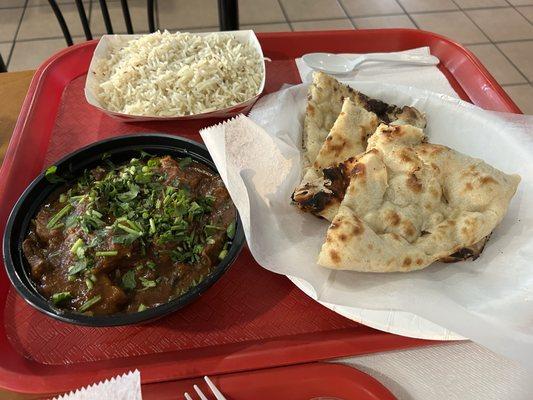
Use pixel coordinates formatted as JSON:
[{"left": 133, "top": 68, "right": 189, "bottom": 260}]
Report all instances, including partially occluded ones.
[{"left": 3, "top": 133, "right": 244, "bottom": 327}]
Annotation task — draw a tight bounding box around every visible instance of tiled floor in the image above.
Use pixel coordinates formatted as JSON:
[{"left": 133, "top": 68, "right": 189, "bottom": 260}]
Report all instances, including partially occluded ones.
[{"left": 0, "top": 0, "right": 532, "bottom": 113}]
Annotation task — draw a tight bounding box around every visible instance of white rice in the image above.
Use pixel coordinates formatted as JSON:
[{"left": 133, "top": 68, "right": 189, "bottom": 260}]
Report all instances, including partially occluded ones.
[{"left": 94, "top": 31, "right": 263, "bottom": 116}]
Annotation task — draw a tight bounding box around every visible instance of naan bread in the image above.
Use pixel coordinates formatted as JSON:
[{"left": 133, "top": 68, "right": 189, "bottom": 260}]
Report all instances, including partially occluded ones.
[
  {"left": 318, "top": 124, "right": 520, "bottom": 272},
  {"left": 292, "top": 98, "right": 379, "bottom": 220},
  {"left": 303, "top": 71, "right": 426, "bottom": 169}
]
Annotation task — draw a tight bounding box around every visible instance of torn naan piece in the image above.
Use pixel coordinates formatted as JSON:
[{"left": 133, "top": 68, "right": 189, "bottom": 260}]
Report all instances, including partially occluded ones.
[
  {"left": 292, "top": 98, "right": 379, "bottom": 220},
  {"left": 318, "top": 124, "right": 520, "bottom": 272},
  {"left": 303, "top": 71, "right": 426, "bottom": 169}
]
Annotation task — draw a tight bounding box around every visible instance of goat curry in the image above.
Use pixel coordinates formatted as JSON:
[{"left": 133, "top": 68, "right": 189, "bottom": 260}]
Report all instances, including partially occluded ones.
[{"left": 22, "top": 154, "right": 236, "bottom": 315}]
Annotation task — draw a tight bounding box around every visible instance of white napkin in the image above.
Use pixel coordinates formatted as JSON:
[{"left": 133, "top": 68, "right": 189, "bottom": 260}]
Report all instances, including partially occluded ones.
[
  {"left": 53, "top": 370, "right": 141, "bottom": 400},
  {"left": 295, "top": 47, "right": 458, "bottom": 98}
]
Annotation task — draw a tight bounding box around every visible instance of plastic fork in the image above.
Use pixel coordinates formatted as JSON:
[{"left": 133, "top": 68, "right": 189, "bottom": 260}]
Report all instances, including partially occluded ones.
[{"left": 184, "top": 376, "right": 227, "bottom": 400}]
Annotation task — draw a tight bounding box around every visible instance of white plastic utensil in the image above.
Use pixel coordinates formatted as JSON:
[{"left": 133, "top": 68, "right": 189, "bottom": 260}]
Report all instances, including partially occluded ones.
[
  {"left": 302, "top": 52, "right": 440, "bottom": 74},
  {"left": 184, "top": 376, "right": 227, "bottom": 400}
]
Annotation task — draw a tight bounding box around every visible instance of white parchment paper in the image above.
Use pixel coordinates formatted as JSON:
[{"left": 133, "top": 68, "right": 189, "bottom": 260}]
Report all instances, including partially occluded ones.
[
  {"left": 53, "top": 370, "right": 141, "bottom": 400},
  {"left": 200, "top": 81, "right": 533, "bottom": 367}
]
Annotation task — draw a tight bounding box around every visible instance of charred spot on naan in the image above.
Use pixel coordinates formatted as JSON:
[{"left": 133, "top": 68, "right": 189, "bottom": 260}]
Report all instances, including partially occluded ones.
[
  {"left": 440, "top": 235, "right": 491, "bottom": 262},
  {"left": 291, "top": 163, "right": 351, "bottom": 216}
]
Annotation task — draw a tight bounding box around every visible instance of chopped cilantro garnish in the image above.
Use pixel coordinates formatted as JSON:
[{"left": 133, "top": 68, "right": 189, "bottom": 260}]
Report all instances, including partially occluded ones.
[
  {"left": 67, "top": 260, "right": 87, "bottom": 276},
  {"left": 112, "top": 233, "right": 140, "bottom": 245},
  {"left": 138, "top": 303, "right": 148, "bottom": 312},
  {"left": 45, "top": 165, "right": 65, "bottom": 183},
  {"left": 121, "top": 270, "right": 136, "bottom": 290},
  {"left": 140, "top": 277, "right": 157, "bottom": 289},
  {"left": 178, "top": 157, "right": 192, "bottom": 169},
  {"left": 146, "top": 261, "right": 156, "bottom": 270},
  {"left": 117, "top": 183, "right": 140, "bottom": 202}
]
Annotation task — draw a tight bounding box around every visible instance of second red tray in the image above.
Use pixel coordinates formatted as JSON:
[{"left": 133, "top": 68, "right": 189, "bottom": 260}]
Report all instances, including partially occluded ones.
[
  {"left": 0, "top": 29, "right": 519, "bottom": 396},
  {"left": 141, "top": 363, "right": 397, "bottom": 400}
]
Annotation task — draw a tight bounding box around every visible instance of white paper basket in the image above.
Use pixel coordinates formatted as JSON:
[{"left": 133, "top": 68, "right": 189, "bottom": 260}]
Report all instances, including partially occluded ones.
[{"left": 84, "top": 30, "right": 265, "bottom": 122}]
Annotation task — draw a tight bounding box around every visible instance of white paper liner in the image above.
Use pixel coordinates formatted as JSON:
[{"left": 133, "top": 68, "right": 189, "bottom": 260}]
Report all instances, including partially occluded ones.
[{"left": 200, "top": 82, "right": 533, "bottom": 368}]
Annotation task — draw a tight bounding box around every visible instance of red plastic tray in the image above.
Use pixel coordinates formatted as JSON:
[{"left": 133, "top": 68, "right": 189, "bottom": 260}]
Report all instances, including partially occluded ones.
[
  {"left": 140, "top": 363, "right": 396, "bottom": 400},
  {"left": 0, "top": 29, "right": 520, "bottom": 396}
]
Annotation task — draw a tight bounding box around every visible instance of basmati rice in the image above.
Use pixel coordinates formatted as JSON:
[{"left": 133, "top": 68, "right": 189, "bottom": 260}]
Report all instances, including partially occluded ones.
[{"left": 93, "top": 31, "right": 264, "bottom": 116}]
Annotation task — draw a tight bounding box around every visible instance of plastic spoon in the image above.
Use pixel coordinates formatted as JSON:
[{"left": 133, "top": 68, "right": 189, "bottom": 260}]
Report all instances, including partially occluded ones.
[{"left": 302, "top": 52, "right": 440, "bottom": 74}]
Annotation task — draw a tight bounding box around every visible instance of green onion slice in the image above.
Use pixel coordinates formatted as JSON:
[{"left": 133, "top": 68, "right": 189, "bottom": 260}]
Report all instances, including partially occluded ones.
[
  {"left": 47, "top": 204, "right": 73, "bottom": 229},
  {"left": 95, "top": 250, "right": 118, "bottom": 257},
  {"left": 70, "top": 238, "right": 84, "bottom": 254},
  {"left": 218, "top": 249, "right": 228, "bottom": 260},
  {"left": 226, "top": 221, "right": 236, "bottom": 239},
  {"left": 140, "top": 277, "right": 157, "bottom": 289},
  {"left": 85, "top": 278, "right": 94, "bottom": 290},
  {"left": 51, "top": 291, "right": 71, "bottom": 305},
  {"left": 79, "top": 295, "right": 102, "bottom": 312}
]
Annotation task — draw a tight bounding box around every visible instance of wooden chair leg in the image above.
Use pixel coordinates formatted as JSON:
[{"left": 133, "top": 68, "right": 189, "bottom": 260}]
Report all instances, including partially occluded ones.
[
  {"left": 48, "top": 0, "right": 74, "bottom": 46},
  {"left": 218, "top": 0, "right": 239, "bottom": 31}
]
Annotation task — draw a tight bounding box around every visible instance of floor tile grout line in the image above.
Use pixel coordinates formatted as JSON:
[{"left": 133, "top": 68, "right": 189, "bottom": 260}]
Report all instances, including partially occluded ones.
[
  {"left": 451, "top": 0, "right": 531, "bottom": 84},
  {"left": 7, "top": 0, "right": 29, "bottom": 68},
  {"left": 399, "top": 5, "right": 516, "bottom": 15},
  {"left": 392, "top": 0, "right": 420, "bottom": 29},
  {"left": 501, "top": 82, "right": 533, "bottom": 87},
  {"left": 494, "top": 42, "right": 531, "bottom": 84},
  {"left": 5, "top": 30, "right": 528, "bottom": 46},
  {"left": 504, "top": 0, "right": 533, "bottom": 27},
  {"left": 336, "top": 0, "right": 356, "bottom": 29},
  {"left": 8, "top": 33, "right": 524, "bottom": 46},
  {"left": 8, "top": 34, "right": 530, "bottom": 46},
  {"left": 491, "top": 38, "right": 533, "bottom": 44},
  {"left": 2, "top": 0, "right": 91, "bottom": 10},
  {"left": 345, "top": 11, "right": 416, "bottom": 18},
  {"left": 4, "top": 34, "right": 87, "bottom": 45},
  {"left": 275, "top": 0, "right": 293, "bottom": 31}
]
